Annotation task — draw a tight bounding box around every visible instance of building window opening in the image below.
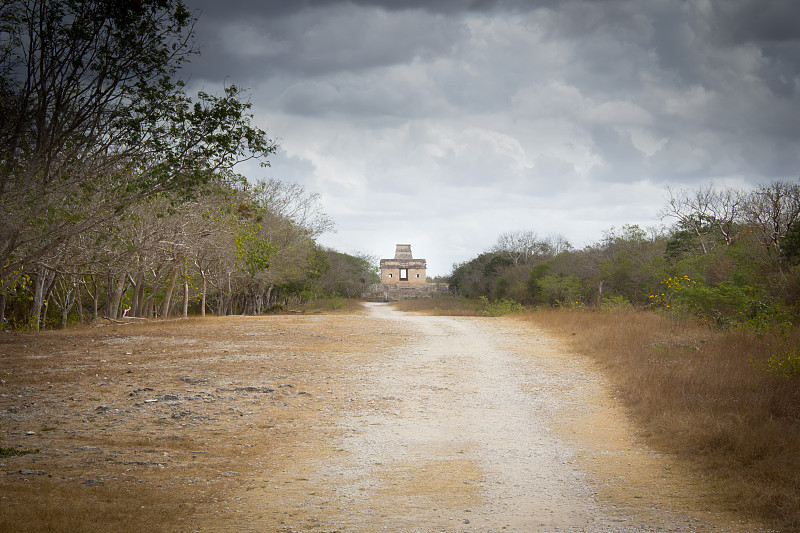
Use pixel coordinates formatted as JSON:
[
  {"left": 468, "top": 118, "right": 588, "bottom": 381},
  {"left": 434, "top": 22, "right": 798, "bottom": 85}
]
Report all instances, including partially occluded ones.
[
  {"left": 400, "top": 268, "right": 408, "bottom": 281},
  {"left": 416, "top": 274, "right": 420, "bottom": 278},
  {"left": 388, "top": 273, "right": 392, "bottom": 278}
]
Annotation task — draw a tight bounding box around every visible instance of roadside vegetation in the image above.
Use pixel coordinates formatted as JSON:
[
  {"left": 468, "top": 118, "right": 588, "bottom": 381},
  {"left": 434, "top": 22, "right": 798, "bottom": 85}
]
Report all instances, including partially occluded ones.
[{"left": 0, "top": 0, "right": 379, "bottom": 331}]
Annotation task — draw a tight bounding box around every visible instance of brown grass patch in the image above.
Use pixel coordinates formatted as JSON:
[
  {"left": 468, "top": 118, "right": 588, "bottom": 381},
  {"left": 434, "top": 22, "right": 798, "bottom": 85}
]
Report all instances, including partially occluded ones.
[
  {"left": 0, "top": 310, "right": 386, "bottom": 532},
  {"left": 391, "top": 296, "right": 478, "bottom": 316},
  {"left": 521, "top": 309, "right": 800, "bottom": 532}
]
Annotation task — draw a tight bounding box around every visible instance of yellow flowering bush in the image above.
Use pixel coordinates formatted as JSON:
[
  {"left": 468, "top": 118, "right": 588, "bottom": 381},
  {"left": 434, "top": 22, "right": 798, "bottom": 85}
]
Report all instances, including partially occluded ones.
[{"left": 650, "top": 275, "right": 791, "bottom": 331}]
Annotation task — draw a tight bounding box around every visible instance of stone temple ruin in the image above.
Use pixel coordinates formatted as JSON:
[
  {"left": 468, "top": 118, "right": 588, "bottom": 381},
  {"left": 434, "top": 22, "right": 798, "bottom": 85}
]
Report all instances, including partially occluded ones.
[
  {"left": 380, "top": 244, "right": 426, "bottom": 284},
  {"left": 371, "top": 244, "right": 450, "bottom": 301}
]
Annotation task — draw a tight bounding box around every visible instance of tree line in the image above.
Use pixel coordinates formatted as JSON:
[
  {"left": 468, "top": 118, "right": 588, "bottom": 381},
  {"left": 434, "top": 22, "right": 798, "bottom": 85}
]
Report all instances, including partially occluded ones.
[
  {"left": 0, "top": 0, "right": 377, "bottom": 329},
  {"left": 450, "top": 180, "right": 800, "bottom": 330}
]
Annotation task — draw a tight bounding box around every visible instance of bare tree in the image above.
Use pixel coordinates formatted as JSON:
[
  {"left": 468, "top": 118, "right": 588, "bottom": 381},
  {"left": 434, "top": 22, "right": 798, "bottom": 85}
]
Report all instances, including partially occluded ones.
[
  {"left": 742, "top": 180, "right": 800, "bottom": 254},
  {"left": 707, "top": 187, "right": 744, "bottom": 245},
  {"left": 492, "top": 230, "right": 540, "bottom": 266},
  {"left": 659, "top": 185, "right": 717, "bottom": 253},
  {"left": 492, "top": 230, "right": 570, "bottom": 265}
]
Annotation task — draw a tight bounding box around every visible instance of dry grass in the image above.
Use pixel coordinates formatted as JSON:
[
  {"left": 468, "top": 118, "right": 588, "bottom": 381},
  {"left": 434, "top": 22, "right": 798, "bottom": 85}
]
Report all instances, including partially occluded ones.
[
  {"left": 392, "top": 296, "right": 479, "bottom": 315},
  {"left": 0, "top": 312, "right": 387, "bottom": 532},
  {"left": 522, "top": 309, "right": 800, "bottom": 532}
]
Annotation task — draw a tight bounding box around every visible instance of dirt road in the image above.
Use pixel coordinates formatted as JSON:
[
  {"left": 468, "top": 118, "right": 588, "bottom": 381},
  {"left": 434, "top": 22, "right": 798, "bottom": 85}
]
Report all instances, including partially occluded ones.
[
  {"left": 238, "top": 303, "right": 761, "bottom": 532},
  {"left": 0, "top": 303, "right": 767, "bottom": 532}
]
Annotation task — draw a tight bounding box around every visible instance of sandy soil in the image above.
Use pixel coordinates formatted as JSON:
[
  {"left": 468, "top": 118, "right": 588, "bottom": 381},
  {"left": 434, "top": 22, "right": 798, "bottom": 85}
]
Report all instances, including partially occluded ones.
[{"left": 0, "top": 303, "right": 771, "bottom": 532}]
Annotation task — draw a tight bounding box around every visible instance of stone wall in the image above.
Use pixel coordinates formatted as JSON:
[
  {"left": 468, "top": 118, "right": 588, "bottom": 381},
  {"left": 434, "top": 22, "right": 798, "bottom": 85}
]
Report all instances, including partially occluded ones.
[{"left": 366, "top": 283, "right": 451, "bottom": 302}]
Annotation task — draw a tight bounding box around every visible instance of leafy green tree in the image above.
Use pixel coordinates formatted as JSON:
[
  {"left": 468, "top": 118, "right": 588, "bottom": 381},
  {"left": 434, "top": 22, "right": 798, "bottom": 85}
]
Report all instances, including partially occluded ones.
[
  {"left": 595, "top": 225, "right": 665, "bottom": 304},
  {"left": 537, "top": 274, "right": 584, "bottom": 306},
  {"left": 781, "top": 222, "right": 800, "bottom": 265},
  {"left": 0, "top": 0, "right": 278, "bottom": 327},
  {"left": 316, "top": 249, "right": 379, "bottom": 299},
  {"left": 526, "top": 262, "right": 551, "bottom": 305}
]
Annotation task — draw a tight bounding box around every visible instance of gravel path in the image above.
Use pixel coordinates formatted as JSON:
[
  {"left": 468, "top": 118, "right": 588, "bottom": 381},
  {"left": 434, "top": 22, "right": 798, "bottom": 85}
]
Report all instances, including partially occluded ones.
[{"left": 312, "top": 303, "right": 754, "bottom": 533}]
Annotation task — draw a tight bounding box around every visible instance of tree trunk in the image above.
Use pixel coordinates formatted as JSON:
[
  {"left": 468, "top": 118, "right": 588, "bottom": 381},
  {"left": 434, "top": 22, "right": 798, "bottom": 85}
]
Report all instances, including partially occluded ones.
[
  {"left": 200, "top": 272, "right": 207, "bottom": 317},
  {"left": 182, "top": 277, "right": 189, "bottom": 318},
  {"left": 143, "top": 265, "right": 166, "bottom": 318},
  {"left": 0, "top": 291, "right": 6, "bottom": 329},
  {"left": 76, "top": 284, "right": 84, "bottom": 324},
  {"left": 109, "top": 275, "right": 127, "bottom": 320},
  {"left": 160, "top": 265, "right": 179, "bottom": 319},
  {"left": 83, "top": 276, "right": 99, "bottom": 320},
  {"left": 134, "top": 277, "right": 146, "bottom": 317},
  {"left": 105, "top": 271, "right": 114, "bottom": 318},
  {"left": 31, "top": 267, "right": 56, "bottom": 331},
  {"left": 129, "top": 276, "right": 140, "bottom": 317},
  {"left": 31, "top": 269, "right": 46, "bottom": 331},
  {"left": 57, "top": 280, "right": 77, "bottom": 329},
  {"left": 42, "top": 296, "right": 49, "bottom": 328},
  {"left": 144, "top": 294, "right": 156, "bottom": 318},
  {"left": 265, "top": 284, "right": 274, "bottom": 311}
]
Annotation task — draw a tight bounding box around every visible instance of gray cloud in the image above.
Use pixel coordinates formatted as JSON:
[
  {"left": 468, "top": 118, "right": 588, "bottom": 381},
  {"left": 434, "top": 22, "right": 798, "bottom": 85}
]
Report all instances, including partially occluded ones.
[{"left": 182, "top": 0, "right": 800, "bottom": 274}]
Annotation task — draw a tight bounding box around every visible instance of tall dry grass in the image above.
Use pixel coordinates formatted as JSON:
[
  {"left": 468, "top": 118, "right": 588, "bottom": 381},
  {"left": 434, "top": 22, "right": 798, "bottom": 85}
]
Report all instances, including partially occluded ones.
[
  {"left": 523, "top": 309, "right": 800, "bottom": 532},
  {"left": 391, "top": 296, "right": 479, "bottom": 316}
]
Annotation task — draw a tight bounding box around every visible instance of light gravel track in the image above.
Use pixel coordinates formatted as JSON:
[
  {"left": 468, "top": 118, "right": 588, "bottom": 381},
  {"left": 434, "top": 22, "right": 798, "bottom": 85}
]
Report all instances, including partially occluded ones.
[{"left": 312, "top": 303, "right": 759, "bottom": 533}]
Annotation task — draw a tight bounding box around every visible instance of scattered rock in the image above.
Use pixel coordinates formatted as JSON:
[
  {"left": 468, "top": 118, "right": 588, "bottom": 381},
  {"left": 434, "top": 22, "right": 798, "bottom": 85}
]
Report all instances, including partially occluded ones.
[
  {"left": 19, "top": 469, "right": 47, "bottom": 476},
  {"left": 82, "top": 479, "right": 104, "bottom": 486},
  {"left": 95, "top": 406, "right": 110, "bottom": 413},
  {"left": 235, "top": 386, "right": 275, "bottom": 393},
  {"left": 180, "top": 376, "right": 208, "bottom": 384},
  {"left": 161, "top": 394, "right": 180, "bottom": 402}
]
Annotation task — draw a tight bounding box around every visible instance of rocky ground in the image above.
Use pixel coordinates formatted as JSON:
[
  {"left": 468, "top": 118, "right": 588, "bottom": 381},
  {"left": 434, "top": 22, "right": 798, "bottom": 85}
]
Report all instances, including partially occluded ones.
[{"left": 0, "top": 303, "right": 772, "bottom": 532}]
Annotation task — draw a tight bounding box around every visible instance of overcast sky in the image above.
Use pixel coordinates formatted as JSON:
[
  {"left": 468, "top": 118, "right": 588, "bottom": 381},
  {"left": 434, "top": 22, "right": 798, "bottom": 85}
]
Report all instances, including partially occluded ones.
[{"left": 184, "top": 0, "right": 800, "bottom": 276}]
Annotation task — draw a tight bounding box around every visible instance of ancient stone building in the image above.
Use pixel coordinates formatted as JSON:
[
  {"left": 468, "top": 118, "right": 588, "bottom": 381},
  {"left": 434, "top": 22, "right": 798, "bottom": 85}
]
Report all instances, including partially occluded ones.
[
  {"left": 380, "top": 244, "right": 427, "bottom": 284},
  {"left": 370, "top": 244, "right": 449, "bottom": 301}
]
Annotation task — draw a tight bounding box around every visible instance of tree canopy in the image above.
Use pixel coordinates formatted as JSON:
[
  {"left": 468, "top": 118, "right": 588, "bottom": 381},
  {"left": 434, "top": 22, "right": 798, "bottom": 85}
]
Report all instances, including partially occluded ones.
[
  {"left": 0, "top": 0, "right": 365, "bottom": 329},
  {"left": 451, "top": 180, "right": 800, "bottom": 331}
]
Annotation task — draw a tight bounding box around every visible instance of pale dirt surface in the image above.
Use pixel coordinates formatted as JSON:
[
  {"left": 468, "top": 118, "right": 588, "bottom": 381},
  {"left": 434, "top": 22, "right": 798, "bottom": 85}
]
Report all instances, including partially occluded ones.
[{"left": 0, "top": 303, "right": 772, "bottom": 532}]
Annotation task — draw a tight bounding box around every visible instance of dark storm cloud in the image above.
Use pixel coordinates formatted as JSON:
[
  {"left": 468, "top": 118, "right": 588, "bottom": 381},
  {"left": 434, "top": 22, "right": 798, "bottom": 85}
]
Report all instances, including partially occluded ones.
[
  {"left": 179, "top": 0, "right": 800, "bottom": 271},
  {"left": 190, "top": 0, "right": 523, "bottom": 19},
  {"left": 706, "top": 0, "right": 800, "bottom": 44},
  {"left": 186, "top": 0, "right": 468, "bottom": 84}
]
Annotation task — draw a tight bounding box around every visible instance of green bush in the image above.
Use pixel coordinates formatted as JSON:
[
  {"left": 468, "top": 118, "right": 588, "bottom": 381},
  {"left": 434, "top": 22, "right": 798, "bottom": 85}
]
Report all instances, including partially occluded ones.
[
  {"left": 537, "top": 274, "right": 584, "bottom": 306},
  {"left": 765, "top": 344, "right": 800, "bottom": 379},
  {"left": 600, "top": 295, "right": 633, "bottom": 313},
  {"left": 650, "top": 275, "right": 792, "bottom": 332},
  {"left": 476, "top": 296, "right": 525, "bottom": 317}
]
